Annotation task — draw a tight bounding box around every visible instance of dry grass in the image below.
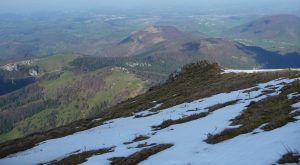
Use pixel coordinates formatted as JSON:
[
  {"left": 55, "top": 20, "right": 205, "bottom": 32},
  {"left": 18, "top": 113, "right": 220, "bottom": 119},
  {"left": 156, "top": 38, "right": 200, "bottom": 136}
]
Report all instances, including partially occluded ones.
[
  {"left": 206, "top": 100, "right": 240, "bottom": 112},
  {"left": 123, "top": 135, "right": 150, "bottom": 145},
  {"left": 134, "top": 112, "right": 159, "bottom": 118},
  {"left": 278, "top": 151, "right": 300, "bottom": 164},
  {"left": 0, "top": 118, "right": 104, "bottom": 158},
  {"left": 152, "top": 112, "right": 209, "bottom": 131},
  {"left": 242, "top": 87, "right": 260, "bottom": 94},
  {"left": 152, "top": 99, "right": 240, "bottom": 131},
  {"left": 205, "top": 81, "right": 300, "bottom": 144},
  {"left": 47, "top": 147, "right": 114, "bottom": 165},
  {"left": 109, "top": 144, "right": 173, "bottom": 165},
  {"left": 253, "top": 89, "right": 276, "bottom": 99},
  {"left": 1, "top": 61, "right": 300, "bottom": 158},
  {"left": 135, "top": 142, "right": 157, "bottom": 148}
]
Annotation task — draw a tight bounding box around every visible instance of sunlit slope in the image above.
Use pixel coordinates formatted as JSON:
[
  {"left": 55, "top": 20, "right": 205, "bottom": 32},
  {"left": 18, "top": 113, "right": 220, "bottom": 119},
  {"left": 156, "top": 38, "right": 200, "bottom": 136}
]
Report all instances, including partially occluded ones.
[
  {"left": 1, "top": 61, "right": 300, "bottom": 165},
  {"left": 0, "top": 66, "right": 147, "bottom": 143}
]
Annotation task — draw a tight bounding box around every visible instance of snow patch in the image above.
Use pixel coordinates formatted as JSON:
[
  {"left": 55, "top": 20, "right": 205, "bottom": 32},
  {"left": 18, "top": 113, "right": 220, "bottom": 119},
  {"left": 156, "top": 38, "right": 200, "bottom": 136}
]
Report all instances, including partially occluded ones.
[
  {"left": 1, "top": 78, "right": 300, "bottom": 165},
  {"left": 223, "top": 69, "right": 300, "bottom": 74}
]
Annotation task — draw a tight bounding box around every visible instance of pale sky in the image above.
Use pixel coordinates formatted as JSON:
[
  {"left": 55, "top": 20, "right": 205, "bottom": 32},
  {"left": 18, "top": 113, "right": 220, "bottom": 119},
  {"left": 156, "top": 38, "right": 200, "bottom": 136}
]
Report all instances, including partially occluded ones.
[{"left": 0, "top": 0, "right": 299, "bottom": 13}]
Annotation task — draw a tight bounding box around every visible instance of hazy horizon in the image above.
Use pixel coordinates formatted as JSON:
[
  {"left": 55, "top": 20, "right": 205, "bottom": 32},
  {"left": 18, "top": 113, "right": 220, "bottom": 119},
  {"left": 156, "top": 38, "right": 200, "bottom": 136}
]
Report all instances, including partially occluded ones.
[{"left": 0, "top": 0, "right": 299, "bottom": 15}]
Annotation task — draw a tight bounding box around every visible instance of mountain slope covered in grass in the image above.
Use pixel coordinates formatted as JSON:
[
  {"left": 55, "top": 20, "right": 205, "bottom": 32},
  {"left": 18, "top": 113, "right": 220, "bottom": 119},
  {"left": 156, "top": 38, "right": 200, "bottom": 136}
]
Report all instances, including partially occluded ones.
[
  {"left": 1, "top": 61, "right": 300, "bottom": 164},
  {"left": 0, "top": 54, "right": 156, "bottom": 143}
]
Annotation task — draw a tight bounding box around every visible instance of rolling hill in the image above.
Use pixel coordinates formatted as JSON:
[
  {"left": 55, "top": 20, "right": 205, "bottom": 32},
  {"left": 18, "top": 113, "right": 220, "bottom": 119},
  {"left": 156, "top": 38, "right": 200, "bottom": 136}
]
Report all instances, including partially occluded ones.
[
  {"left": 1, "top": 25, "right": 300, "bottom": 144},
  {"left": 1, "top": 61, "right": 299, "bottom": 164},
  {"left": 231, "top": 15, "right": 300, "bottom": 41},
  {"left": 102, "top": 26, "right": 197, "bottom": 57},
  {"left": 99, "top": 26, "right": 300, "bottom": 71},
  {"left": 230, "top": 14, "right": 300, "bottom": 53},
  {"left": 0, "top": 54, "right": 159, "bottom": 143}
]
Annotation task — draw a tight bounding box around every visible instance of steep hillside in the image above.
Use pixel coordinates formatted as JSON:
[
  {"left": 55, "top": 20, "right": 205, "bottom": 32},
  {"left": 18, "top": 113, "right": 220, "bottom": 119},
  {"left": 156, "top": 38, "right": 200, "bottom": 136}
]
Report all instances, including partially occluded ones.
[
  {"left": 0, "top": 65, "right": 39, "bottom": 96},
  {"left": 0, "top": 54, "right": 83, "bottom": 96},
  {"left": 1, "top": 61, "right": 300, "bottom": 165},
  {"left": 0, "top": 54, "right": 154, "bottom": 143},
  {"left": 3, "top": 44, "right": 297, "bottom": 144}
]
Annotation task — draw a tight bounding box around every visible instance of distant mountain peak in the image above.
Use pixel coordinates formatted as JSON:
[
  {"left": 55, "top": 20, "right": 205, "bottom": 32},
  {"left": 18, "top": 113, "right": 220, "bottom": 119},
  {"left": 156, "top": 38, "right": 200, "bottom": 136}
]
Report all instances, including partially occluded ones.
[{"left": 110, "top": 26, "right": 192, "bottom": 57}]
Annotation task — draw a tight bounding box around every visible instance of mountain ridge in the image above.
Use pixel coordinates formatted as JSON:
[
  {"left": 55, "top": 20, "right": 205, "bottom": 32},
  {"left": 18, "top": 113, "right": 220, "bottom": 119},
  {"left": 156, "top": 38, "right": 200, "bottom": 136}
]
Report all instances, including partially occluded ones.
[
  {"left": 1, "top": 61, "right": 300, "bottom": 161},
  {"left": 1, "top": 61, "right": 300, "bottom": 164},
  {"left": 100, "top": 25, "right": 300, "bottom": 70},
  {"left": 231, "top": 14, "right": 300, "bottom": 41}
]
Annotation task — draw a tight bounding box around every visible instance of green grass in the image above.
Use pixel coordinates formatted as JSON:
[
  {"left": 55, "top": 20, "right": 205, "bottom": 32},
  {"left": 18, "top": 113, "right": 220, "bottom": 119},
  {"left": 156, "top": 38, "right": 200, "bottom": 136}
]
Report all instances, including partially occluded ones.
[
  {"left": 40, "top": 71, "right": 79, "bottom": 96},
  {"left": 0, "top": 69, "right": 146, "bottom": 143},
  {"left": 0, "top": 105, "right": 83, "bottom": 143},
  {"left": 0, "top": 128, "right": 23, "bottom": 144},
  {"left": 0, "top": 108, "right": 58, "bottom": 143},
  {"left": 0, "top": 102, "right": 91, "bottom": 143},
  {"left": 2, "top": 62, "right": 300, "bottom": 158},
  {"left": 56, "top": 103, "right": 90, "bottom": 126},
  {"left": 36, "top": 54, "right": 80, "bottom": 73},
  {"left": 87, "top": 70, "right": 145, "bottom": 106}
]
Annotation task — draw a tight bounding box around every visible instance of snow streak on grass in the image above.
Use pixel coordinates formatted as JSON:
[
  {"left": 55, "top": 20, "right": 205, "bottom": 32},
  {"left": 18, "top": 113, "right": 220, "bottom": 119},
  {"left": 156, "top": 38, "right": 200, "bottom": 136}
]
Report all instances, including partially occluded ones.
[{"left": 1, "top": 78, "right": 300, "bottom": 165}]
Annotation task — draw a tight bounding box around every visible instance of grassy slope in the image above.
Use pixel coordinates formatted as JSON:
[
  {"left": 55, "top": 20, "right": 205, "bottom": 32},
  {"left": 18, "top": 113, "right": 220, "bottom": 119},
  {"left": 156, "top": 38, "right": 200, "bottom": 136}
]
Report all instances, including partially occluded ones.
[
  {"left": 88, "top": 70, "right": 145, "bottom": 106},
  {"left": 0, "top": 68, "right": 146, "bottom": 143},
  {"left": 40, "top": 71, "right": 79, "bottom": 97},
  {"left": 2, "top": 61, "right": 300, "bottom": 158},
  {"left": 205, "top": 81, "right": 300, "bottom": 144},
  {"left": 35, "top": 54, "right": 80, "bottom": 73}
]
